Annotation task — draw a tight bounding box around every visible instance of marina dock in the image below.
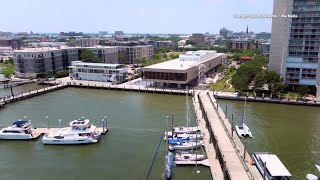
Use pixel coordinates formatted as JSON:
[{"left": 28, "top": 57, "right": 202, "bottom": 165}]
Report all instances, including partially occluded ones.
[
  {"left": 175, "top": 159, "right": 210, "bottom": 167},
  {"left": 193, "top": 90, "right": 262, "bottom": 180},
  {"left": 0, "top": 80, "right": 192, "bottom": 109}
]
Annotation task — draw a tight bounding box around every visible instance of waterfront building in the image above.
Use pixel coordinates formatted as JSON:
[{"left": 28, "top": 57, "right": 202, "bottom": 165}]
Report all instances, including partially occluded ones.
[
  {"left": 255, "top": 32, "right": 271, "bottom": 40},
  {"left": 191, "top": 33, "right": 205, "bottom": 44},
  {"left": 227, "top": 39, "right": 252, "bottom": 50},
  {"left": 69, "top": 61, "right": 127, "bottom": 82},
  {"left": 60, "top": 32, "right": 83, "bottom": 36},
  {"left": 269, "top": 0, "right": 320, "bottom": 96},
  {"left": 13, "top": 46, "right": 118, "bottom": 78},
  {"left": 118, "top": 45, "right": 154, "bottom": 64},
  {"left": 149, "top": 41, "right": 176, "bottom": 48},
  {"left": 76, "top": 38, "right": 100, "bottom": 47},
  {"left": 115, "top": 31, "right": 124, "bottom": 35},
  {"left": 0, "top": 37, "right": 20, "bottom": 49},
  {"left": 220, "top": 27, "right": 228, "bottom": 37},
  {"left": 258, "top": 42, "right": 270, "bottom": 55},
  {"left": 141, "top": 50, "right": 225, "bottom": 88}
]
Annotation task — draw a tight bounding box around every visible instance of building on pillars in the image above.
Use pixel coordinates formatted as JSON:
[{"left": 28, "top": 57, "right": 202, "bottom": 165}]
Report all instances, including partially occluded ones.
[
  {"left": 68, "top": 61, "right": 127, "bottom": 82},
  {"left": 141, "top": 50, "right": 225, "bottom": 88}
]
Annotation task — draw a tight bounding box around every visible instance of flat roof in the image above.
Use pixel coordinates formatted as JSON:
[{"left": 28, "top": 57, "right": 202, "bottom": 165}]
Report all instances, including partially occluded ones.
[
  {"left": 258, "top": 154, "right": 291, "bottom": 177},
  {"left": 13, "top": 46, "right": 118, "bottom": 53},
  {"left": 143, "top": 53, "right": 223, "bottom": 71},
  {"left": 71, "top": 62, "right": 123, "bottom": 67}
]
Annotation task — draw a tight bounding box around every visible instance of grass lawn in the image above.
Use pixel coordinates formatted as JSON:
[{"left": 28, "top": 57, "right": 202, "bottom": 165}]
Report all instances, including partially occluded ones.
[
  {"left": 0, "top": 63, "right": 14, "bottom": 78},
  {"left": 210, "top": 71, "right": 236, "bottom": 93}
]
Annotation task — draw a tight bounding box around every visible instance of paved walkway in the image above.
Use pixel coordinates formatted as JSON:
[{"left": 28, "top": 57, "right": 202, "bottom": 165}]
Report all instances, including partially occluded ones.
[
  {"left": 192, "top": 93, "right": 224, "bottom": 180},
  {"left": 207, "top": 92, "right": 263, "bottom": 180},
  {"left": 198, "top": 92, "right": 251, "bottom": 180}
]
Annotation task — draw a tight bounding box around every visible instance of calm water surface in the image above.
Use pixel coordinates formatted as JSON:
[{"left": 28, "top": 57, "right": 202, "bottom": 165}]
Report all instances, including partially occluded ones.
[
  {"left": 0, "top": 87, "right": 210, "bottom": 180},
  {"left": 219, "top": 100, "right": 320, "bottom": 179},
  {"left": 0, "top": 83, "right": 46, "bottom": 97}
]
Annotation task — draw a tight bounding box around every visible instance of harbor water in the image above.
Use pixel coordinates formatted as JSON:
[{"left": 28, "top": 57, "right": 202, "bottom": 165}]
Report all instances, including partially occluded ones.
[
  {"left": 219, "top": 99, "right": 320, "bottom": 179},
  {"left": 0, "top": 87, "right": 211, "bottom": 180}
]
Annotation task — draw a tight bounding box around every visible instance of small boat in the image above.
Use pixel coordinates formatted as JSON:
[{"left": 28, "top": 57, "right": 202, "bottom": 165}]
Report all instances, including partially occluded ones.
[
  {"left": 174, "top": 152, "right": 207, "bottom": 161},
  {"left": 235, "top": 97, "right": 253, "bottom": 138},
  {"left": 0, "top": 120, "right": 36, "bottom": 140},
  {"left": 252, "top": 152, "right": 291, "bottom": 180},
  {"left": 173, "top": 126, "right": 200, "bottom": 134},
  {"left": 306, "top": 164, "right": 320, "bottom": 180},
  {"left": 169, "top": 139, "right": 203, "bottom": 151},
  {"left": 164, "top": 132, "right": 203, "bottom": 141},
  {"left": 42, "top": 118, "right": 101, "bottom": 145}
]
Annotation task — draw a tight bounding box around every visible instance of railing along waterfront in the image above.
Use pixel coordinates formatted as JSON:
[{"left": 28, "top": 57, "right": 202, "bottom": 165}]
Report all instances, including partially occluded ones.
[
  {"left": 197, "top": 93, "right": 232, "bottom": 180},
  {"left": 206, "top": 92, "right": 255, "bottom": 180}
]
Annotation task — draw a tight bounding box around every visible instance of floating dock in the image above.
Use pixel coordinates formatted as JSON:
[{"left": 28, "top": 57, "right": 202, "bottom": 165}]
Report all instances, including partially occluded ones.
[
  {"left": 193, "top": 90, "right": 263, "bottom": 180},
  {"left": 0, "top": 81, "right": 193, "bottom": 109},
  {"left": 175, "top": 159, "right": 210, "bottom": 167}
]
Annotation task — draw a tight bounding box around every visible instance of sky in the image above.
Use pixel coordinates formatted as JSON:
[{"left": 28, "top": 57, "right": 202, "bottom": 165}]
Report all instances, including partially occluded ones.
[{"left": 0, "top": 0, "right": 273, "bottom": 34}]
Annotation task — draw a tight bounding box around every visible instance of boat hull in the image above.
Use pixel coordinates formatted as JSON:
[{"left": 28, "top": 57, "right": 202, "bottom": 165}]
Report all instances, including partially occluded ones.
[
  {"left": 235, "top": 124, "right": 253, "bottom": 138},
  {"left": 0, "top": 133, "right": 33, "bottom": 140},
  {"left": 169, "top": 141, "right": 203, "bottom": 151},
  {"left": 42, "top": 138, "right": 98, "bottom": 145},
  {"left": 175, "top": 154, "right": 206, "bottom": 161}
]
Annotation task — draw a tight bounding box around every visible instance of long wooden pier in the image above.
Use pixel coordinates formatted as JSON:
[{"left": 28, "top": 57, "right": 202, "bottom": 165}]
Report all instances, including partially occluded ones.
[
  {"left": 194, "top": 90, "right": 262, "bottom": 180},
  {"left": 0, "top": 81, "right": 193, "bottom": 109},
  {"left": 175, "top": 159, "right": 210, "bottom": 167}
]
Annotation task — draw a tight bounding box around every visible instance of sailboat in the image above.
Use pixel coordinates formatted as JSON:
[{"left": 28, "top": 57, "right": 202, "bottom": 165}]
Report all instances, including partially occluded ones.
[
  {"left": 306, "top": 164, "right": 320, "bottom": 180},
  {"left": 235, "top": 97, "right": 253, "bottom": 138},
  {"left": 172, "top": 86, "right": 200, "bottom": 134}
]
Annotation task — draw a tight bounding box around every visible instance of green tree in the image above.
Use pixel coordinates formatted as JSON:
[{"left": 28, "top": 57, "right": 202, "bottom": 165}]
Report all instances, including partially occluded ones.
[
  {"left": 80, "top": 50, "right": 102, "bottom": 63},
  {"left": 296, "top": 85, "right": 310, "bottom": 97},
  {"left": 118, "top": 52, "right": 127, "bottom": 64}
]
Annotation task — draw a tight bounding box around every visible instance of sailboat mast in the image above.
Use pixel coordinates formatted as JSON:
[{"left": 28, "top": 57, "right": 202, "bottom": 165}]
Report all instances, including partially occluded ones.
[
  {"left": 171, "top": 113, "right": 174, "bottom": 140},
  {"left": 242, "top": 97, "right": 247, "bottom": 125},
  {"left": 186, "top": 86, "right": 189, "bottom": 130},
  {"left": 165, "top": 115, "right": 169, "bottom": 177}
]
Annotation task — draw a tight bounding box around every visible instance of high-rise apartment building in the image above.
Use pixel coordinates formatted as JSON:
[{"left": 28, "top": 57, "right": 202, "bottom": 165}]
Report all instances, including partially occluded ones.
[{"left": 269, "top": 0, "right": 320, "bottom": 96}]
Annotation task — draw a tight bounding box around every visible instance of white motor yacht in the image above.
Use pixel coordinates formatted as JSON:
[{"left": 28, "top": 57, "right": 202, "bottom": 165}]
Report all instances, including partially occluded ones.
[
  {"left": 0, "top": 120, "right": 35, "bottom": 140},
  {"left": 252, "top": 152, "right": 291, "bottom": 180},
  {"left": 42, "top": 118, "right": 101, "bottom": 145}
]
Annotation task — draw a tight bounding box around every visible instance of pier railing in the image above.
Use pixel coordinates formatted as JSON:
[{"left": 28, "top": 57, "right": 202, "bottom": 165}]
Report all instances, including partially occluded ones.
[
  {"left": 206, "top": 92, "right": 255, "bottom": 180},
  {"left": 197, "top": 93, "right": 232, "bottom": 180}
]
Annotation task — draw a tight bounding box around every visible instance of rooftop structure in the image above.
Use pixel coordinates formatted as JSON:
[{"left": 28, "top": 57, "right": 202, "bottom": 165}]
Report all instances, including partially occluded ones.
[
  {"left": 69, "top": 61, "right": 127, "bottom": 82},
  {"left": 141, "top": 50, "right": 225, "bottom": 88}
]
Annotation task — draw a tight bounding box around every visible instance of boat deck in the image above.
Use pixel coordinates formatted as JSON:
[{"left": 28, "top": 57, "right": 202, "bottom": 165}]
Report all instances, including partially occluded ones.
[
  {"left": 31, "top": 127, "right": 109, "bottom": 139},
  {"left": 175, "top": 159, "right": 210, "bottom": 167}
]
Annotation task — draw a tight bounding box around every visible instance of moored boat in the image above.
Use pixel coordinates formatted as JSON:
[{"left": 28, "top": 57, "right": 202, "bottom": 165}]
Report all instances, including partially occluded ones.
[
  {"left": 252, "top": 152, "right": 291, "bottom": 180},
  {"left": 169, "top": 139, "right": 203, "bottom": 151},
  {"left": 174, "top": 152, "right": 206, "bottom": 161},
  {"left": 42, "top": 118, "right": 101, "bottom": 145},
  {"left": 164, "top": 131, "right": 203, "bottom": 141},
  {"left": 0, "top": 120, "right": 36, "bottom": 140}
]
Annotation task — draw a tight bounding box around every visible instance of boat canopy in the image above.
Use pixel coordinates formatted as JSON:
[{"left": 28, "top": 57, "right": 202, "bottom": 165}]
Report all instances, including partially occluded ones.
[
  {"left": 13, "top": 120, "right": 29, "bottom": 127},
  {"left": 258, "top": 154, "right": 291, "bottom": 177},
  {"left": 168, "top": 139, "right": 183, "bottom": 144}
]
